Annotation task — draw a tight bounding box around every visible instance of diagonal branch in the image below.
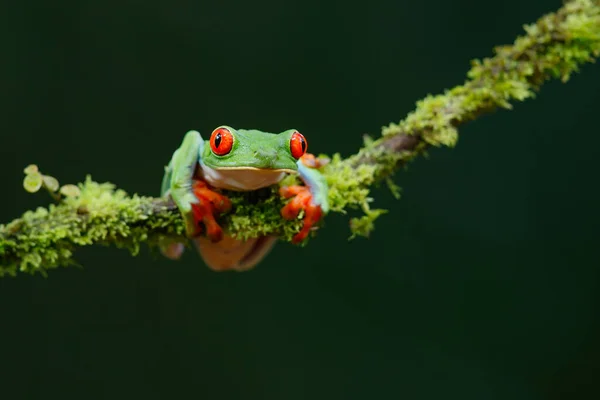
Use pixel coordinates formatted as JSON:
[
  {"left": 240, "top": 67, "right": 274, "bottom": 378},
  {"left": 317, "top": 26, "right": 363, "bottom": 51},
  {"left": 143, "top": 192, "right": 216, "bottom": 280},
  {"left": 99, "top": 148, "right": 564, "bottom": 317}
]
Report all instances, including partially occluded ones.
[{"left": 1, "top": 0, "right": 599, "bottom": 276}]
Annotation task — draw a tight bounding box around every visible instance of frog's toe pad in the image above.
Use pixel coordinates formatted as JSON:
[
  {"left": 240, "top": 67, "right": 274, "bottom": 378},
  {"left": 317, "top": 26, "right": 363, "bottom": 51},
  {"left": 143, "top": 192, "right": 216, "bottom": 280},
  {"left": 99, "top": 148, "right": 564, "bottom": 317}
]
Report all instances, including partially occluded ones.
[
  {"left": 190, "top": 180, "right": 232, "bottom": 242},
  {"left": 300, "top": 153, "right": 329, "bottom": 168},
  {"left": 279, "top": 185, "right": 323, "bottom": 244}
]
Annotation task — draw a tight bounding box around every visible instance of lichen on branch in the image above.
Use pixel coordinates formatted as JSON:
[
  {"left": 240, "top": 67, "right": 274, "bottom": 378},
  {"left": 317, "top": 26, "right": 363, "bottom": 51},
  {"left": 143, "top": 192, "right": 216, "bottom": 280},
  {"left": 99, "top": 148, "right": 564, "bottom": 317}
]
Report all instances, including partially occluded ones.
[{"left": 1, "top": 0, "right": 599, "bottom": 276}]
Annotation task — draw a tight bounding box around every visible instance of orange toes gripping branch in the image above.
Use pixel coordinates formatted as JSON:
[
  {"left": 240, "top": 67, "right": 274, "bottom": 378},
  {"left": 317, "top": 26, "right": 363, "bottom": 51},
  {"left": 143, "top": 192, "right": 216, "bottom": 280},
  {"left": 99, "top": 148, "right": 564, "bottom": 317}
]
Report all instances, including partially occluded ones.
[
  {"left": 191, "top": 180, "right": 232, "bottom": 242},
  {"left": 299, "top": 153, "right": 328, "bottom": 169},
  {"left": 279, "top": 185, "right": 323, "bottom": 244}
]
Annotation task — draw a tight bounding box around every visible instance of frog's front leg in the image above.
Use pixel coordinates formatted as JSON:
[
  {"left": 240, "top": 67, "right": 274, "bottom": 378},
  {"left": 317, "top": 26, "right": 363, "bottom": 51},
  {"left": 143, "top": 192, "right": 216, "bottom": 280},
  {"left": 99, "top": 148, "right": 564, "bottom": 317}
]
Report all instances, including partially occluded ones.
[
  {"left": 280, "top": 154, "right": 329, "bottom": 243},
  {"left": 164, "top": 130, "right": 231, "bottom": 242},
  {"left": 189, "top": 180, "right": 231, "bottom": 241}
]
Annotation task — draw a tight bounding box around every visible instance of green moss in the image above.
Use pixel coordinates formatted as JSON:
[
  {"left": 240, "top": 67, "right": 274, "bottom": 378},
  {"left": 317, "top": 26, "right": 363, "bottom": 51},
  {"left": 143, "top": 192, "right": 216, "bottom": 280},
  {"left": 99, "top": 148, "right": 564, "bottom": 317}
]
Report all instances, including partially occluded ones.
[
  {"left": 222, "top": 186, "right": 303, "bottom": 242},
  {"left": 324, "top": 153, "right": 376, "bottom": 213},
  {"left": 349, "top": 207, "right": 388, "bottom": 240},
  {"left": 382, "top": 0, "right": 600, "bottom": 149},
  {"left": 0, "top": 177, "right": 185, "bottom": 276}
]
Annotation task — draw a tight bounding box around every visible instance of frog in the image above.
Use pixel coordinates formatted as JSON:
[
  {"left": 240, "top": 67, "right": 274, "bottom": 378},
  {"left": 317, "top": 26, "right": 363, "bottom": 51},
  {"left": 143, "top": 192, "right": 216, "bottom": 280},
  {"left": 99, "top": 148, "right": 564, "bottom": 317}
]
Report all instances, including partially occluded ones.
[{"left": 159, "top": 126, "right": 329, "bottom": 272}]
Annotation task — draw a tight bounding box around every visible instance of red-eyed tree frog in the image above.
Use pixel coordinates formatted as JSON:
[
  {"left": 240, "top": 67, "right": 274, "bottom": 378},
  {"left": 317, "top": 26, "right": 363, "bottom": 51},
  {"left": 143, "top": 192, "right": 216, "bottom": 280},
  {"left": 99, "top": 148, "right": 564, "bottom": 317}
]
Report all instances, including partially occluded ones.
[{"left": 160, "top": 126, "right": 329, "bottom": 272}]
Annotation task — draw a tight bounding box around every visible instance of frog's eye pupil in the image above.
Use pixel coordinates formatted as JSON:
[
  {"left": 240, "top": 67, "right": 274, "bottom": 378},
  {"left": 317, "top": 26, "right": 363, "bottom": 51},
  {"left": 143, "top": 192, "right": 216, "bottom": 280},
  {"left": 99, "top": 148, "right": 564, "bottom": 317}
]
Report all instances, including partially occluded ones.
[{"left": 210, "top": 127, "right": 233, "bottom": 156}]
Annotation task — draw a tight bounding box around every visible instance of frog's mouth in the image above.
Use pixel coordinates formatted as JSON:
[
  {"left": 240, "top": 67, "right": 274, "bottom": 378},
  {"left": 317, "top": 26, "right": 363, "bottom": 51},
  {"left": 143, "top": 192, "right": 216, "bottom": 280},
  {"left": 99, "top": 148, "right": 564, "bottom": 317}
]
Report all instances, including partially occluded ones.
[
  {"left": 212, "top": 166, "right": 296, "bottom": 173},
  {"left": 199, "top": 165, "right": 296, "bottom": 191}
]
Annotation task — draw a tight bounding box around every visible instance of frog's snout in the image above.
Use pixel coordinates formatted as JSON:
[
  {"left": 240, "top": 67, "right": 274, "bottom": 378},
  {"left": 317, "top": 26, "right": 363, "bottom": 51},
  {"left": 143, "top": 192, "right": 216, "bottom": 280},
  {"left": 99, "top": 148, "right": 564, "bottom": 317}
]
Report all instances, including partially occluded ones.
[{"left": 254, "top": 148, "right": 280, "bottom": 167}]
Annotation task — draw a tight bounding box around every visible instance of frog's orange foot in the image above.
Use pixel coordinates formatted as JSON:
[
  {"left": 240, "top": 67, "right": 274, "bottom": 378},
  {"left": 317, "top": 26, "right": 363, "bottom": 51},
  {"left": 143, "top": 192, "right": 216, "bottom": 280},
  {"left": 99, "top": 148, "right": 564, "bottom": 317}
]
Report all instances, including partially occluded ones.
[
  {"left": 190, "top": 180, "right": 232, "bottom": 242},
  {"left": 300, "top": 153, "right": 329, "bottom": 169},
  {"left": 279, "top": 185, "right": 323, "bottom": 244}
]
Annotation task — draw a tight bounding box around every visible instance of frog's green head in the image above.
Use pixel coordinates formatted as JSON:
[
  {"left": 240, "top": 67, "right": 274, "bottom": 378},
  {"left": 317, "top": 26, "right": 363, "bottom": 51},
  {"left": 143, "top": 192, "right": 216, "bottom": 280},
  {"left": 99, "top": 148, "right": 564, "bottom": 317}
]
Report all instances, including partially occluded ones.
[{"left": 201, "top": 126, "right": 307, "bottom": 171}]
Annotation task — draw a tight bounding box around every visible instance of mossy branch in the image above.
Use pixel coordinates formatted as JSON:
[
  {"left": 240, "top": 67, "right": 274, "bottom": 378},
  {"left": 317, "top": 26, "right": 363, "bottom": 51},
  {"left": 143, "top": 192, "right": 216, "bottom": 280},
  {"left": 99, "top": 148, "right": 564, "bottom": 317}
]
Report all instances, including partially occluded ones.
[{"left": 1, "top": 0, "right": 599, "bottom": 276}]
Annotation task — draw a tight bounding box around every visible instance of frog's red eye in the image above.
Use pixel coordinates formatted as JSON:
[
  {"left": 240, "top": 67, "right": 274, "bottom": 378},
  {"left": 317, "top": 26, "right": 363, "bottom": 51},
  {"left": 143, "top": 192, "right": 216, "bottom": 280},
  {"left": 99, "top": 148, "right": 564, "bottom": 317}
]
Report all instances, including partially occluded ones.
[
  {"left": 290, "top": 131, "right": 307, "bottom": 159},
  {"left": 210, "top": 127, "right": 234, "bottom": 156}
]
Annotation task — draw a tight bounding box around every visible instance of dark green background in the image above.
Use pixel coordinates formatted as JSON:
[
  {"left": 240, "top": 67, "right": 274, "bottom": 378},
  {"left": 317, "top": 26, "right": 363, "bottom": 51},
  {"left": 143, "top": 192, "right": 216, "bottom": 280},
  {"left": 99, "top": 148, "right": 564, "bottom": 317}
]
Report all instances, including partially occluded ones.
[{"left": 1, "top": 1, "right": 598, "bottom": 399}]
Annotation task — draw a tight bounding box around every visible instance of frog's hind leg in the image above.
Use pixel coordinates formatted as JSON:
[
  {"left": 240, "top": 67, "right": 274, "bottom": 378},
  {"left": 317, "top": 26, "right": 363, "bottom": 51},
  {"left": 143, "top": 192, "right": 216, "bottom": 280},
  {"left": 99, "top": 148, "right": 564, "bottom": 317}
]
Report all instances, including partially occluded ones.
[{"left": 193, "top": 236, "right": 278, "bottom": 272}]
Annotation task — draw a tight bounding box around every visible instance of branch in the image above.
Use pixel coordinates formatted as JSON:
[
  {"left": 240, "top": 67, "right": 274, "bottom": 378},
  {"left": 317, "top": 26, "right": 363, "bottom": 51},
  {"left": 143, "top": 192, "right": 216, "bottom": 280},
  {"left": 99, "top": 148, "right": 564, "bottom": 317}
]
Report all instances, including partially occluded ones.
[{"left": 1, "top": 0, "right": 599, "bottom": 276}]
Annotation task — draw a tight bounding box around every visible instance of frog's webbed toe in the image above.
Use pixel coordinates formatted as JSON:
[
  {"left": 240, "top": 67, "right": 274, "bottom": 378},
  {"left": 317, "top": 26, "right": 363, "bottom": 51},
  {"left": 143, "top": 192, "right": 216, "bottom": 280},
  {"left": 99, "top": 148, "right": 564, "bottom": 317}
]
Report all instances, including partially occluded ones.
[
  {"left": 189, "top": 180, "right": 231, "bottom": 242},
  {"left": 279, "top": 185, "right": 324, "bottom": 244}
]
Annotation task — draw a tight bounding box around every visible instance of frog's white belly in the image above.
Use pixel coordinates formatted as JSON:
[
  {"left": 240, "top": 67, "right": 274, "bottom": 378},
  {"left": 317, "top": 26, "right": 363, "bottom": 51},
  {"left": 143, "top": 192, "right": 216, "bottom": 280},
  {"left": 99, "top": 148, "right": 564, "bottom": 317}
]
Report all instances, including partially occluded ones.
[{"left": 199, "top": 162, "right": 293, "bottom": 191}]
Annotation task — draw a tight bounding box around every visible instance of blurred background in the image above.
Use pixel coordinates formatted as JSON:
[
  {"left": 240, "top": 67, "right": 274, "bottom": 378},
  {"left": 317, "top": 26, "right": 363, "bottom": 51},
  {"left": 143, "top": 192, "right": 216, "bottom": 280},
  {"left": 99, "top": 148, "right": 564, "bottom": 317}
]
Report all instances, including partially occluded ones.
[{"left": 1, "top": 0, "right": 599, "bottom": 399}]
